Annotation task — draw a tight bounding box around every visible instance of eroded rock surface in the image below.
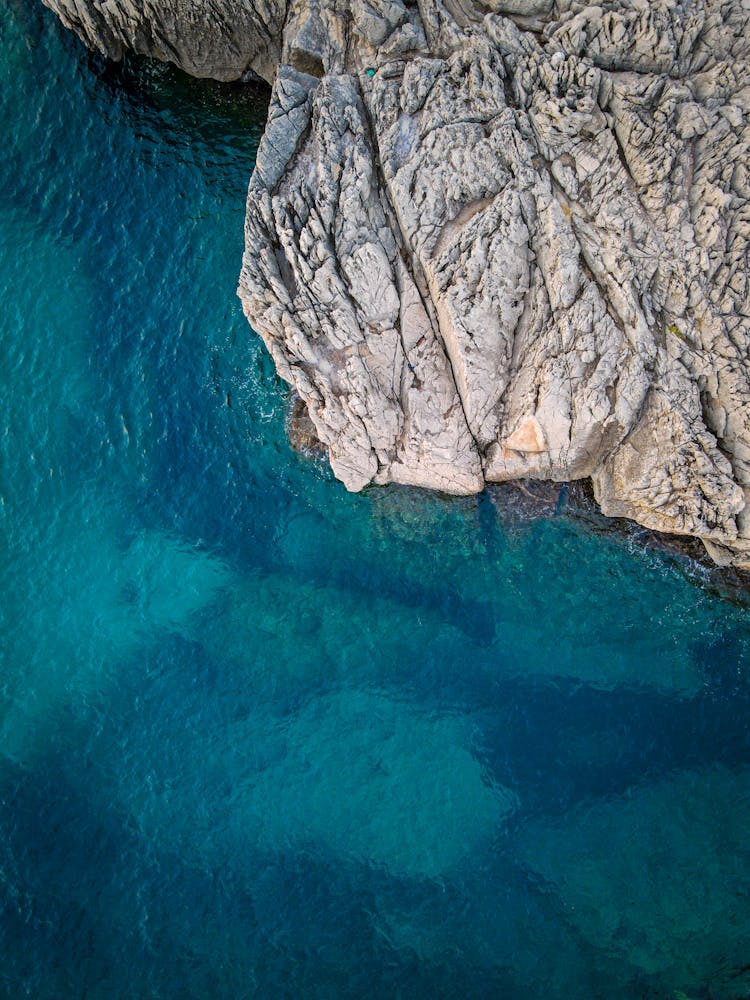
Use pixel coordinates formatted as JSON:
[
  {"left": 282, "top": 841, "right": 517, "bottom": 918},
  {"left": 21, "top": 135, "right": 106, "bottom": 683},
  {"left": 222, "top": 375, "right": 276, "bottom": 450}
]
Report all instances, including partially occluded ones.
[
  {"left": 44, "top": 0, "right": 750, "bottom": 568},
  {"left": 44, "top": 0, "right": 285, "bottom": 81}
]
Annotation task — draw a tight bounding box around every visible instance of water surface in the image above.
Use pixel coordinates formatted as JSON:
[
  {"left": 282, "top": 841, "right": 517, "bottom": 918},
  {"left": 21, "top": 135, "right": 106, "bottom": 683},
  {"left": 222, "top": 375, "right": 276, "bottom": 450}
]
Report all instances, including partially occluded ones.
[{"left": 2, "top": 5, "right": 750, "bottom": 998}]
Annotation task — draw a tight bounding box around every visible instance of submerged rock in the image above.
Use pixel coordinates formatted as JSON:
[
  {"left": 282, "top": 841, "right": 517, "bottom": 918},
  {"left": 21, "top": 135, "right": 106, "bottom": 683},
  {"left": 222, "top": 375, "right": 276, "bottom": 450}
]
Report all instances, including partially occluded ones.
[
  {"left": 287, "top": 392, "right": 325, "bottom": 455},
  {"left": 248, "top": 690, "right": 517, "bottom": 876},
  {"left": 118, "top": 688, "right": 517, "bottom": 879},
  {"left": 516, "top": 765, "right": 750, "bottom": 998},
  {"left": 44, "top": 0, "right": 750, "bottom": 568}
]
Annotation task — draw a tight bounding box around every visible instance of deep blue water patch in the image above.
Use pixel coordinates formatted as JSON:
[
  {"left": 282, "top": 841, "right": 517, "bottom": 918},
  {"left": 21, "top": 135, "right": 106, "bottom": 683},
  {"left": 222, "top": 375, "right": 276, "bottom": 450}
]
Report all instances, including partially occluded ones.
[{"left": 2, "top": 4, "right": 750, "bottom": 998}]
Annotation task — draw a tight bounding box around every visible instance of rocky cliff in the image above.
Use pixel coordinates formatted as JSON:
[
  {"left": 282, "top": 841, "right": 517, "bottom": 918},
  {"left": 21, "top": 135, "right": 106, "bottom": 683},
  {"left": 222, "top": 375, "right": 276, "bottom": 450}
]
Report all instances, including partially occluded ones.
[{"left": 44, "top": 0, "right": 750, "bottom": 568}]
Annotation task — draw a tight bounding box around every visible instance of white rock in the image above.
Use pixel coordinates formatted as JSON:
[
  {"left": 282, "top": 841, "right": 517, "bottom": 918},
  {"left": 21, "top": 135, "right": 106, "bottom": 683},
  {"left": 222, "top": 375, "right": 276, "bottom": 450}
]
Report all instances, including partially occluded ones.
[{"left": 46, "top": 0, "right": 750, "bottom": 566}]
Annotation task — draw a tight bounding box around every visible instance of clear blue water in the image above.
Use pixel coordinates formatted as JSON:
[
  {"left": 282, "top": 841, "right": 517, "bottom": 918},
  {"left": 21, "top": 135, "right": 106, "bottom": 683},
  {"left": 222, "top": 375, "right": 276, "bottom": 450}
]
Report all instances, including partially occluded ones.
[{"left": 2, "top": 5, "right": 750, "bottom": 998}]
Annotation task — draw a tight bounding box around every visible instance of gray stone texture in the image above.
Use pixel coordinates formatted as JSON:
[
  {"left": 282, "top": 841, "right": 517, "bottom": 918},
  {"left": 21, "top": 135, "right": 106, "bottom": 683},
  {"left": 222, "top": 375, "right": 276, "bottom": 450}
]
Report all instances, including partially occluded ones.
[{"left": 44, "top": 0, "right": 750, "bottom": 568}]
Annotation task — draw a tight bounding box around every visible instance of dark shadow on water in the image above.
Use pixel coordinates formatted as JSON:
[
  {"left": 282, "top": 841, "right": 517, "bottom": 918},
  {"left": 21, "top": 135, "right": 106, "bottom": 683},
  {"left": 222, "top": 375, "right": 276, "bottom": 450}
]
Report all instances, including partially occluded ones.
[
  {"left": 93, "top": 50, "right": 271, "bottom": 146},
  {"left": 0, "top": 745, "right": 529, "bottom": 999},
  {"left": 490, "top": 478, "right": 750, "bottom": 610},
  {"left": 477, "top": 669, "right": 750, "bottom": 826}
]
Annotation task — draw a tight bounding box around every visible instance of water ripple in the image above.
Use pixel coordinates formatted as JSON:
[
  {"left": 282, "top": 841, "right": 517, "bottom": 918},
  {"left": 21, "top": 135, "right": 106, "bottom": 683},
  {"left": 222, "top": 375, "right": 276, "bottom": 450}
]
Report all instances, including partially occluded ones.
[{"left": 1, "top": 4, "right": 750, "bottom": 999}]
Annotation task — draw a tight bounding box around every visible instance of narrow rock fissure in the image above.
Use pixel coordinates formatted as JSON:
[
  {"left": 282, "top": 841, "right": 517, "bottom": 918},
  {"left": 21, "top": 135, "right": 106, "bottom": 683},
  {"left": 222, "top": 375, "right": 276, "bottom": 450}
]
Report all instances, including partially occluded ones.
[{"left": 358, "top": 76, "right": 486, "bottom": 465}]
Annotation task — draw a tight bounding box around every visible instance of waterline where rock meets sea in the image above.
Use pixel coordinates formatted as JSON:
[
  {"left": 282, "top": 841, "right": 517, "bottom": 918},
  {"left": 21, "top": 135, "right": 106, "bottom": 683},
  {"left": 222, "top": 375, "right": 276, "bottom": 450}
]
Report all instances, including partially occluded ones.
[{"left": 2, "top": 4, "right": 750, "bottom": 998}]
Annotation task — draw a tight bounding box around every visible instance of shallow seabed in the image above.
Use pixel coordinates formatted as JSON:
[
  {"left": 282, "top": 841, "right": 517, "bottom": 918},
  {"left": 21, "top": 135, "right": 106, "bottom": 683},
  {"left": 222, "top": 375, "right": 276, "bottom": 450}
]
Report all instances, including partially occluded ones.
[{"left": 2, "top": 5, "right": 750, "bottom": 998}]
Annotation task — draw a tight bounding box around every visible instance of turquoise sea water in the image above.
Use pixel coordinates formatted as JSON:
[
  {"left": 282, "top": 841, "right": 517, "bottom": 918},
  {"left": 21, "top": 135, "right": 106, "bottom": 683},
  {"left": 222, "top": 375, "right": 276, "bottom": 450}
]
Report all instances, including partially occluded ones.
[{"left": 2, "top": 4, "right": 750, "bottom": 997}]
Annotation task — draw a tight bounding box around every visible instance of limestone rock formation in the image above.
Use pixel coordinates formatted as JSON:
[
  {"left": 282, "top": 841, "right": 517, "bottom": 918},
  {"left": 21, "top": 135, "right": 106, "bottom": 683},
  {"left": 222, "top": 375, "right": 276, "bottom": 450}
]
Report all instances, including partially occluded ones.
[
  {"left": 44, "top": 0, "right": 750, "bottom": 569},
  {"left": 44, "top": 0, "right": 285, "bottom": 81}
]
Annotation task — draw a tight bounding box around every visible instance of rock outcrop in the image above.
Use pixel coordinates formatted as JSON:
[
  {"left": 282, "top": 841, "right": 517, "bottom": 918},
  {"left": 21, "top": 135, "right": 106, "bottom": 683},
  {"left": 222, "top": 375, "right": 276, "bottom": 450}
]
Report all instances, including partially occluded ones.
[{"left": 44, "top": 0, "right": 750, "bottom": 568}]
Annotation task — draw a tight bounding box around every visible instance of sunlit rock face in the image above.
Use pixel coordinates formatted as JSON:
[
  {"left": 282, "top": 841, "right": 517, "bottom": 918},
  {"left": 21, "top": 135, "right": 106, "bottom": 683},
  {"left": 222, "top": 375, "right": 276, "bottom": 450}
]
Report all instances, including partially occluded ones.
[
  {"left": 44, "top": 0, "right": 750, "bottom": 569},
  {"left": 41, "top": 0, "right": 286, "bottom": 82}
]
